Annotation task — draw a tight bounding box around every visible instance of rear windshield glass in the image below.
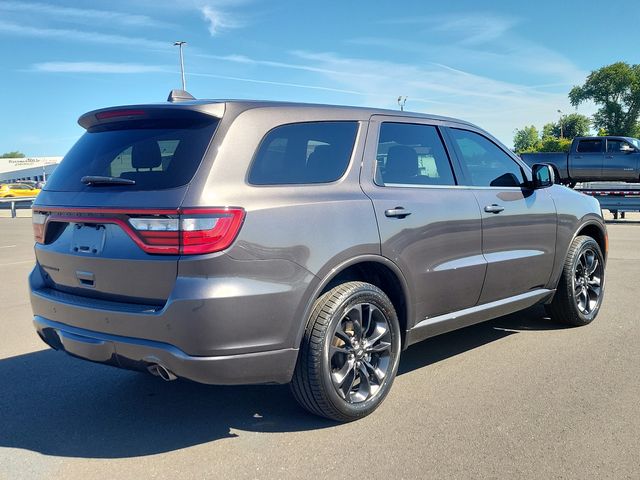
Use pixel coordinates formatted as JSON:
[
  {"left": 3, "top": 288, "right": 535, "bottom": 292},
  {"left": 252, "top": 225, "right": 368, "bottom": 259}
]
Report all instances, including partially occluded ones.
[
  {"left": 44, "top": 118, "right": 218, "bottom": 191},
  {"left": 248, "top": 121, "right": 358, "bottom": 185}
]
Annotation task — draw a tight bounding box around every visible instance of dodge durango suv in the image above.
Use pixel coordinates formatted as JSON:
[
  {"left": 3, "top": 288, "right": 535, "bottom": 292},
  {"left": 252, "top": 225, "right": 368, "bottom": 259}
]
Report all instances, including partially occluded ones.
[{"left": 29, "top": 93, "right": 607, "bottom": 421}]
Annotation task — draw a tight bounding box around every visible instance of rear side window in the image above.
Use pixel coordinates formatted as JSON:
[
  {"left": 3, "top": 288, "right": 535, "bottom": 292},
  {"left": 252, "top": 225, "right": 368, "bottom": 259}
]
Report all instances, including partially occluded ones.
[
  {"left": 577, "top": 139, "right": 603, "bottom": 153},
  {"left": 248, "top": 122, "right": 358, "bottom": 185},
  {"left": 44, "top": 118, "right": 218, "bottom": 191},
  {"left": 375, "top": 122, "right": 455, "bottom": 186}
]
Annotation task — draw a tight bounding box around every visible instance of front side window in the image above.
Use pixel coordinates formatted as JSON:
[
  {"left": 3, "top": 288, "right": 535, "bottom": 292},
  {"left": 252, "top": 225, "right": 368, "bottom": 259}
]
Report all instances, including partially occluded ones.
[
  {"left": 577, "top": 139, "right": 603, "bottom": 153},
  {"left": 606, "top": 139, "right": 634, "bottom": 153},
  {"left": 375, "top": 123, "right": 455, "bottom": 186},
  {"left": 449, "top": 129, "right": 524, "bottom": 187},
  {"left": 248, "top": 121, "right": 358, "bottom": 185}
]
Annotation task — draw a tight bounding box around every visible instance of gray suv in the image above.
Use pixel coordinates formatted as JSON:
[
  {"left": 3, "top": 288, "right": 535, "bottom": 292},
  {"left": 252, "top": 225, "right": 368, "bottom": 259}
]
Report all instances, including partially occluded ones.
[{"left": 29, "top": 94, "right": 607, "bottom": 421}]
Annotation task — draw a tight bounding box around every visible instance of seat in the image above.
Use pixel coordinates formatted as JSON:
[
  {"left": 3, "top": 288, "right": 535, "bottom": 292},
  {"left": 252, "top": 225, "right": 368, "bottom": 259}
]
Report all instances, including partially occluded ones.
[
  {"left": 383, "top": 145, "right": 419, "bottom": 184},
  {"left": 306, "top": 145, "right": 343, "bottom": 182}
]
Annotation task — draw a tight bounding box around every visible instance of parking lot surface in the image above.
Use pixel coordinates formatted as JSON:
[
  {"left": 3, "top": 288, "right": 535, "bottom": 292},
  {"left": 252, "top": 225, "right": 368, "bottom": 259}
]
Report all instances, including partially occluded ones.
[{"left": 1, "top": 216, "right": 639, "bottom": 479}]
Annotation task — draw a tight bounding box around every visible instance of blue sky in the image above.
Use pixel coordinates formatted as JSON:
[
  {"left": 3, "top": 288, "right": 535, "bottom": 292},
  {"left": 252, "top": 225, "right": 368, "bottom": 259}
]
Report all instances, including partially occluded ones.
[{"left": 1, "top": 0, "right": 637, "bottom": 155}]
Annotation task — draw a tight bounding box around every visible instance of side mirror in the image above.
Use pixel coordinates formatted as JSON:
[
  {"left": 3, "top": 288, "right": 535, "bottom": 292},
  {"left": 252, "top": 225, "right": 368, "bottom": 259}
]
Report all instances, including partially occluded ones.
[{"left": 532, "top": 163, "right": 555, "bottom": 189}]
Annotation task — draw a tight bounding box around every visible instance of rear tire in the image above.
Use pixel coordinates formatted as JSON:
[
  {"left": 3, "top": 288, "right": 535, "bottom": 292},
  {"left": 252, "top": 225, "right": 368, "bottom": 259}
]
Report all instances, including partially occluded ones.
[
  {"left": 546, "top": 236, "right": 605, "bottom": 326},
  {"left": 291, "top": 282, "right": 401, "bottom": 422}
]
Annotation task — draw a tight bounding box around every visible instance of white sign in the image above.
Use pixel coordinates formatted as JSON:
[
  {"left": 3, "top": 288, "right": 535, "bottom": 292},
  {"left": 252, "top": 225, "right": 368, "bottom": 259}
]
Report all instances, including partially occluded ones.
[{"left": 0, "top": 157, "right": 62, "bottom": 175}]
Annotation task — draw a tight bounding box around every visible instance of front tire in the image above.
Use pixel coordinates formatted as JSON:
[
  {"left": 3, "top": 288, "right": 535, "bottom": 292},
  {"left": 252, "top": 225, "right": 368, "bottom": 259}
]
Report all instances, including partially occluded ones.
[
  {"left": 546, "top": 236, "right": 605, "bottom": 326},
  {"left": 291, "top": 282, "right": 401, "bottom": 422}
]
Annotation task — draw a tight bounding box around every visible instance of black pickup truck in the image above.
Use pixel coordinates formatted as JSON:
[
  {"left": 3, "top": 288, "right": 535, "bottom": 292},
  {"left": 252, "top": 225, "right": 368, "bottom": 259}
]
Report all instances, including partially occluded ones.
[{"left": 520, "top": 136, "right": 640, "bottom": 186}]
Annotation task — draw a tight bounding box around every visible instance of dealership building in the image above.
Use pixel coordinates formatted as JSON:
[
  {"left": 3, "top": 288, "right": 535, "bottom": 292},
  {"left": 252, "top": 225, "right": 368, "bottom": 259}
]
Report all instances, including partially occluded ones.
[{"left": 0, "top": 157, "right": 62, "bottom": 183}]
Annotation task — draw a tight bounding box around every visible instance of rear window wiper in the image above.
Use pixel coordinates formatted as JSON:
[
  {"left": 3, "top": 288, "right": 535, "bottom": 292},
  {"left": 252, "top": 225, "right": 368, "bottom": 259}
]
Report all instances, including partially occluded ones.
[{"left": 81, "top": 176, "right": 136, "bottom": 186}]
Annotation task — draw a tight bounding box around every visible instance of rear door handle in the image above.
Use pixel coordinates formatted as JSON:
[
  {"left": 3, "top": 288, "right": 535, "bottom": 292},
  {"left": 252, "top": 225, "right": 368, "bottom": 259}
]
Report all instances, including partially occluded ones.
[
  {"left": 574, "top": 155, "right": 582, "bottom": 159},
  {"left": 385, "top": 207, "right": 412, "bottom": 218},
  {"left": 484, "top": 204, "right": 505, "bottom": 214}
]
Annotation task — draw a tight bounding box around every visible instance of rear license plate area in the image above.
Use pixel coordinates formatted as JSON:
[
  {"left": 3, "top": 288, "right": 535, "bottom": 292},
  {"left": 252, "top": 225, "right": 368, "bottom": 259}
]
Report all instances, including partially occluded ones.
[{"left": 71, "top": 224, "right": 106, "bottom": 255}]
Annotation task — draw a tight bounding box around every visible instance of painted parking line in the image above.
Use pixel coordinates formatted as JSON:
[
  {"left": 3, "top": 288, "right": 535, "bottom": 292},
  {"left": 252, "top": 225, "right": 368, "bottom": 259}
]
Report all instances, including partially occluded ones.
[{"left": 0, "top": 245, "right": 17, "bottom": 249}]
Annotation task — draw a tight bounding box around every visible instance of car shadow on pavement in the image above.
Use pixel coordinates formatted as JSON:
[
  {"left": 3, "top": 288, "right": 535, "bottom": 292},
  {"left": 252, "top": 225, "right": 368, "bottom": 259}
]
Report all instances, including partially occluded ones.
[
  {"left": 0, "top": 305, "right": 568, "bottom": 459},
  {"left": 397, "top": 305, "right": 568, "bottom": 375}
]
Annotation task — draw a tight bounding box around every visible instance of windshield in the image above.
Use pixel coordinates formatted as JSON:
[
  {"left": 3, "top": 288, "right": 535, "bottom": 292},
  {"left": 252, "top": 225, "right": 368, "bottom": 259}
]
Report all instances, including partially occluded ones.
[
  {"left": 629, "top": 138, "right": 640, "bottom": 149},
  {"left": 44, "top": 118, "right": 218, "bottom": 192}
]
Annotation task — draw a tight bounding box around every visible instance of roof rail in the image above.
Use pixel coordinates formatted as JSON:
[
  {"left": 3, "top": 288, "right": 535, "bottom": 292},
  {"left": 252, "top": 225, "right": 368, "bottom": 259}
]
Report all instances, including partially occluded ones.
[{"left": 167, "top": 89, "right": 196, "bottom": 103}]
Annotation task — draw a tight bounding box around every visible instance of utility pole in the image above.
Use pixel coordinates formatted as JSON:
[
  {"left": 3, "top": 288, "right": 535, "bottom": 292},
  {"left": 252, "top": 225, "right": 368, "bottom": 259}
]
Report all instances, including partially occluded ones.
[
  {"left": 397, "top": 96, "right": 407, "bottom": 112},
  {"left": 557, "top": 109, "right": 564, "bottom": 138},
  {"left": 173, "top": 41, "right": 187, "bottom": 90}
]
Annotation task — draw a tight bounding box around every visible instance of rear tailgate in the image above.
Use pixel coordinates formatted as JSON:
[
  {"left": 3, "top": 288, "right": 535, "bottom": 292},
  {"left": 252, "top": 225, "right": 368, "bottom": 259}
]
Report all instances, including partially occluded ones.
[{"left": 32, "top": 106, "right": 221, "bottom": 305}]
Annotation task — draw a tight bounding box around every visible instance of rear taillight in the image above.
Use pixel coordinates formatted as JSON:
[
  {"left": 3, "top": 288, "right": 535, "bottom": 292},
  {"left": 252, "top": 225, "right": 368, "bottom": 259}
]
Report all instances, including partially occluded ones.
[
  {"left": 129, "top": 208, "right": 245, "bottom": 255},
  {"left": 32, "top": 207, "right": 245, "bottom": 255},
  {"left": 32, "top": 211, "right": 47, "bottom": 243},
  {"left": 129, "top": 217, "right": 181, "bottom": 253}
]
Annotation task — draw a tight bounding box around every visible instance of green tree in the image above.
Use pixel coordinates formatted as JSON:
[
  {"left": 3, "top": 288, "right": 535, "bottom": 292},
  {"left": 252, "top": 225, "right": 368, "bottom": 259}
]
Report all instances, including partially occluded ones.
[
  {"left": 597, "top": 127, "right": 608, "bottom": 136},
  {"left": 542, "top": 113, "right": 590, "bottom": 139},
  {"left": 513, "top": 125, "right": 540, "bottom": 153},
  {"left": 569, "top": 62, "right": 640, "bottom": 136},
  {"left": 538, "top": 137, "right": 572, "bottom": 153},
  {"left": 1, "top": 151, "right": 25, "bottom": 158},
  {"left": 542, "top": 123, "right": 556, "bottom": 139}
]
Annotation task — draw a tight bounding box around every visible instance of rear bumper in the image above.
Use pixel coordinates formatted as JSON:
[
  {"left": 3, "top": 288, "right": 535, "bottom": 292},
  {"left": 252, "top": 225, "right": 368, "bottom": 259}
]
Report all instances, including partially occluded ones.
[{"left": 34, "top": 316, "right": 298, "bottom": 385}]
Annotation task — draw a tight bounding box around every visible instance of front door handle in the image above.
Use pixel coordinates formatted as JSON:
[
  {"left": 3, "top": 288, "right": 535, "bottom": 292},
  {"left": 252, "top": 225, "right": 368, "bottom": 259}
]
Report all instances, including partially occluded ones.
[
  {"left": 385, "top": 207, "right": 412, "bottom": 218},
  {"left": 484, "top": 204, "right": 505, "bottom": 214}
]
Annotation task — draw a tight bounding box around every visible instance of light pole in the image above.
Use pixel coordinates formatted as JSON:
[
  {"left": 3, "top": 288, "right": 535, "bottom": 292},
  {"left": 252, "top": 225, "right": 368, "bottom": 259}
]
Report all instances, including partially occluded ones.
[
  {"left": 397, "top": 96, "right": 407, "bottom": 111},
  {"left": 557, "top": 109, "right": 564, "bottom": 139},
  {"left": 173, "top": 41, "right": 187, "bottom": 90}
]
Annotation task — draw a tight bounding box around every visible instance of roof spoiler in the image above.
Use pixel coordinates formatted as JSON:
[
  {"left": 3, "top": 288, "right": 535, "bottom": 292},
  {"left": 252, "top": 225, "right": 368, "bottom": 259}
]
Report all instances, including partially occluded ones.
[{"left": 167, "top": 89, "right": 196, "bottom": 103}]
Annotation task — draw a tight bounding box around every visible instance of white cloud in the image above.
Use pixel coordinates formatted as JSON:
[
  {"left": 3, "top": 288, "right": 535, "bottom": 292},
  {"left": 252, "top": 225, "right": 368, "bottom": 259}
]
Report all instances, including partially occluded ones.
[
  {"left": 0, "top": 20, "right": 170, "bottom": 50},
  {"left": 196, "top": 53, "right": 369, "bottom": 77},
  {"left": 379, "top": 13, "right": 519, "bottom": 45},
  {"left": 431, "top": 14, "right": 519, "bottom": 45},
  {"left": 200, "top": 4, "right": 245, "bottom": 36},
  {"left": 189, "top": 71, "right": 366, "bottom": 95},
  {"left": 294, "top": 52, "right": 590, "bottom": 145},
  {"left": 0, "top": 1, "right": 168, "bottom": 27},
  {"left": 32, "top": 62, "right": 168, "bottom": 74},
  {"left": 213, "top": 49, "right": 591, "bottom": 146}
]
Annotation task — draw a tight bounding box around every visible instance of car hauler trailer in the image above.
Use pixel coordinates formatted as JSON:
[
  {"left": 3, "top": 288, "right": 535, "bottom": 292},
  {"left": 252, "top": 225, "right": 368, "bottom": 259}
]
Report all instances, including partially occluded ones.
[{"left": 577, "top": 182, "right": 640, "bottom": 219}]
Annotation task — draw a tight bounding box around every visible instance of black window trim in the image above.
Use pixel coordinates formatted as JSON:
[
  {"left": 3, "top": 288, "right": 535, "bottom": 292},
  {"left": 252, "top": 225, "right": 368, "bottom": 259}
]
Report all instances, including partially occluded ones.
[{"left": 246, "top": 120, "right": 361, "bottom": 187}]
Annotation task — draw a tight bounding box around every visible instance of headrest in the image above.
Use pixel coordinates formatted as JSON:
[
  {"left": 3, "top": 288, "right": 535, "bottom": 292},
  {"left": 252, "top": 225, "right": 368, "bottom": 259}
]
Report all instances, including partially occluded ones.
[
  {"left": 131, "top": 140, "right": 162, "bottom": 169},
  {"left": 307, "top": 145, "right": 343, "bottom": 181},
  {"left": 385, "top": 145, "right": 418, "bottom": 181}
]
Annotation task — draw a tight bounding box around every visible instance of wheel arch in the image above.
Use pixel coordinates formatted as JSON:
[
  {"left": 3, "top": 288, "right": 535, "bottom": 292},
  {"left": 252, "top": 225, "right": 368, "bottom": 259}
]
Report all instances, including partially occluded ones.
[
  {"left": 575, "top": 221, "right": 608, "bottom": 261},
  {"left": 295, "top": 255, "right": 413, "bottom": 350}
]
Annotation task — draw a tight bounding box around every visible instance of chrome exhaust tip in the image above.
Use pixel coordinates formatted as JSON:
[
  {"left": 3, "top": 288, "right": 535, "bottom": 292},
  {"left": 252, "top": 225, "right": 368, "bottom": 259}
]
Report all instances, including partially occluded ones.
[{"left": 147, "top": 363, "right": 177, "bottom": 381}]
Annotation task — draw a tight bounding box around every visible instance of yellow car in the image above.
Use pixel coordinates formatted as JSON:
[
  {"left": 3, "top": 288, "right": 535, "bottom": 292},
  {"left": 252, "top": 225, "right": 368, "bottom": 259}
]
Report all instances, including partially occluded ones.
[{"left": 0, "top": 183, "right": 41, "bottom": 198}]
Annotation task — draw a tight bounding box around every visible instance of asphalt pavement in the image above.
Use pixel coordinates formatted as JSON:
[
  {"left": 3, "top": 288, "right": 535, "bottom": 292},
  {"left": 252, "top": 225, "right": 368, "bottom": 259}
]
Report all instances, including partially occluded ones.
[{"left": 0, "top": 216, "right": 638, "bottom": 479}]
